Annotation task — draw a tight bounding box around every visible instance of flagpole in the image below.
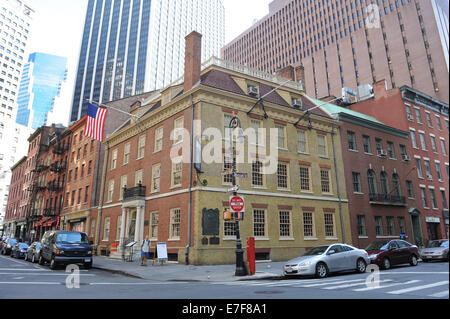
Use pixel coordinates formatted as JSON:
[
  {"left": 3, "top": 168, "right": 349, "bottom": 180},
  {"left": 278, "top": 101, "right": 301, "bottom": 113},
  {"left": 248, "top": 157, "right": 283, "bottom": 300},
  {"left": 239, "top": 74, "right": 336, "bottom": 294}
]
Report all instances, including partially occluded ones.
[{"left": 86, "top": 99, "right": 141, "bottom": 119}]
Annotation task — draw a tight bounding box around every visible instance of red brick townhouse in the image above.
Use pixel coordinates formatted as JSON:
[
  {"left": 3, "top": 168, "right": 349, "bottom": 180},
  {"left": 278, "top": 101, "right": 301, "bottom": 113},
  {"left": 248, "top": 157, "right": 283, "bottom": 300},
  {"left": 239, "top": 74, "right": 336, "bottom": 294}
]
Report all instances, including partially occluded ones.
[
  {"left": 350, "top": 81, "right": 449, "bottom": 243},
  {"left": 320, "top": 100, "right": 423, "bottom": 248}
]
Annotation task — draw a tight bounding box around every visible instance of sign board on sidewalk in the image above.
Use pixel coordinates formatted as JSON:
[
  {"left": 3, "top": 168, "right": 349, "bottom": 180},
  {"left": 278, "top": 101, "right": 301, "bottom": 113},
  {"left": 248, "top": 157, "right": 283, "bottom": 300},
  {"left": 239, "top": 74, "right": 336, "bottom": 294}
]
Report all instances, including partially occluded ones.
[
  {"left": 156, "top": 242, "right": 168, "bottom": 260},
  {"left": 230, "top": 195, "right": 245, "bottom": 213}
]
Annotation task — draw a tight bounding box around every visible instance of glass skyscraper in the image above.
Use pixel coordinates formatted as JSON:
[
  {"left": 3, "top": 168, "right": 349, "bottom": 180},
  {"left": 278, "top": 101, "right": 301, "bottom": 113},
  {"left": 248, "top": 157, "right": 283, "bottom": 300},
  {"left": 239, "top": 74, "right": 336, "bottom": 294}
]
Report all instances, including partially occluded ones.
[
  {"left": 70, "top": 0, "right": 225, "bottom": 123},
  {"left": 15, "top": 52, "right": 67, "bottom": 129}
]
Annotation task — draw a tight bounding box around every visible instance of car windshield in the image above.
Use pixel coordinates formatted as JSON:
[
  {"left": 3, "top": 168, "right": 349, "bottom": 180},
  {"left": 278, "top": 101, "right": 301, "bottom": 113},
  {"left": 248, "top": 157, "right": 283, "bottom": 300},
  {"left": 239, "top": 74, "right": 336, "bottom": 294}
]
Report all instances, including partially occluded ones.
[
  {"left": 302, "top": 246, "right": 329, "bottom": 256},
  {"left": 56, "top": 233, "right": 89, "bottom": 244},
  {"left": 365, "top": 241, "right": 389, "bottom": 251},
  {"left": 427, "top": 240, "right": 448, "bottom": 248}
]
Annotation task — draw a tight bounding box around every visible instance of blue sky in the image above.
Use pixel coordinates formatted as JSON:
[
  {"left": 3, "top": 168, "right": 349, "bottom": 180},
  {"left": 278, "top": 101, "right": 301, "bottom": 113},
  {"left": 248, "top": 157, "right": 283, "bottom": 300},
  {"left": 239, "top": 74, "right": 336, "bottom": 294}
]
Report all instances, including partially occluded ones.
[{"left": 26, "top": 0, "right": 272, "bottom": 124}]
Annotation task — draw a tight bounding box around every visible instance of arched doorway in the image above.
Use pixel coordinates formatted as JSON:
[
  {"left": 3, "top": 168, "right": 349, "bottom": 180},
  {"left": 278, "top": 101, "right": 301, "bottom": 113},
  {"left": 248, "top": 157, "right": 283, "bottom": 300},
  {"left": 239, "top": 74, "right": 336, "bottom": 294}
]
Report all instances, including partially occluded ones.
[{"left": 409, "top": 208, "right": 424, "bottom": 247}]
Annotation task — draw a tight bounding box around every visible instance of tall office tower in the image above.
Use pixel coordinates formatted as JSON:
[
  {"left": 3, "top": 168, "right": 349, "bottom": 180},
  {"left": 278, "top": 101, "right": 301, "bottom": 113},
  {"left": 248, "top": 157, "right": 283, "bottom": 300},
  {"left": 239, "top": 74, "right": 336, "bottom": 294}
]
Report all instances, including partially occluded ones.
[
  {"left": 70, "top": 0, "right": 225, "bottom": 123},
  {"left": 222, "top": 0, "right": 449, "bottom": 104},
  {"left": 15, "top": 52, "right": 67, "bottom": 129},
  {"left": 0, "top": 0, "right": 35, "bottom": 233}
]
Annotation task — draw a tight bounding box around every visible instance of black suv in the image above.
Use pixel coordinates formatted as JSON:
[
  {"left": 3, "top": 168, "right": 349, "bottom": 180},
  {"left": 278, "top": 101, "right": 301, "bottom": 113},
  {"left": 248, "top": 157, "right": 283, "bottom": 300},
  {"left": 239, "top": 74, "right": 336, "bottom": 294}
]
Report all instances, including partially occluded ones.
[{"left": 39, "top": 231, "right": 93, "bottom": 269}]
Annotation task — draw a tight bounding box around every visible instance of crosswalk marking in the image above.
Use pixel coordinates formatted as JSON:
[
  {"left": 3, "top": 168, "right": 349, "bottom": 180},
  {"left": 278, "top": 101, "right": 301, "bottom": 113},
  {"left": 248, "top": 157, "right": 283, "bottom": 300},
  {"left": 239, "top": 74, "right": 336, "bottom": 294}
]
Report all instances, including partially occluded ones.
[
  {"left": 387, "top": 281, "right": 449, "bottom": 295},
  {"left": 428, "top": 290, "right": 449, "bottom": 298},
  {"left": 297, "top": 278, "right": 366, "bottom": 288},
  {"left": 323, "top": 279, "right": 394, "bottom": 290},
  {"left": 354, "top": 280, "right": 421, "bottom": 292}
]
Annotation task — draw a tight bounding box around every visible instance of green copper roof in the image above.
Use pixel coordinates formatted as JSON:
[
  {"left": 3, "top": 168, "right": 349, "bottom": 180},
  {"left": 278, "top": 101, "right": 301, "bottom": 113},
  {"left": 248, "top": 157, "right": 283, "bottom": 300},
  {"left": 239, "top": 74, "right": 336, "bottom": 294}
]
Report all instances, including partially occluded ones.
[{"left": 307, "top": 96, "right": 384, "bottom": 124}]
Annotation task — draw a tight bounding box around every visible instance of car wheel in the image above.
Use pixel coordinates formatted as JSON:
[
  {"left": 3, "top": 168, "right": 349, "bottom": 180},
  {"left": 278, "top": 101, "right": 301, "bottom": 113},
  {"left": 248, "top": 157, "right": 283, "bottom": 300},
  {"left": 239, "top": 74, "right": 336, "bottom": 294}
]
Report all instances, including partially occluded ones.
[
  {"left": 356, "top": 258, "right": 367, "bottom": 273},
  {"left": 315, "top": 262, "right": 329, "bottom": 278},
  {"left": 38, "top": 255, "right": 45, "bottom": 265},
  {"left": 410, "top": 255, "right": 418, "bottom": 266},
  {"left": 382, "top": 257, "right": 391, "bottom": 270},
  {"left": 49, "top": 257, "right": 58, "bottom": 270}
]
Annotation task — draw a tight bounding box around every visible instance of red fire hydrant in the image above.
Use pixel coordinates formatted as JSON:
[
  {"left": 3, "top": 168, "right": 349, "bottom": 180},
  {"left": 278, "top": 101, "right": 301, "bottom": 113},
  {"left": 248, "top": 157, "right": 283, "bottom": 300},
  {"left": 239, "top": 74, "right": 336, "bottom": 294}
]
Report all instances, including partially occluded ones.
[{"left": 246, "top": 237, "right": 256, "bottom": 275}]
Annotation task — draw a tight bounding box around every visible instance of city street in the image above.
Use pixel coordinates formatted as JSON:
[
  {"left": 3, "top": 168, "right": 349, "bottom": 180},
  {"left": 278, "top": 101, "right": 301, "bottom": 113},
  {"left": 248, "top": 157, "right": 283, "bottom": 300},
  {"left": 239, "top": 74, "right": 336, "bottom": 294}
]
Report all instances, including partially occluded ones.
[{"left": 0, "top": 254, "right": 448, "bottom": 300}]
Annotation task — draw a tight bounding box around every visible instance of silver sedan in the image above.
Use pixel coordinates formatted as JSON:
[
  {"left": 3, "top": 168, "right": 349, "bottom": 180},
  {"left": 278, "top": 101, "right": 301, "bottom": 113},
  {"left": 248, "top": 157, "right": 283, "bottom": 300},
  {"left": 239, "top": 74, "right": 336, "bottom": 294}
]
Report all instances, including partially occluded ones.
[{"left": 283, "top": 244, "right": 370, "bottom": 278}]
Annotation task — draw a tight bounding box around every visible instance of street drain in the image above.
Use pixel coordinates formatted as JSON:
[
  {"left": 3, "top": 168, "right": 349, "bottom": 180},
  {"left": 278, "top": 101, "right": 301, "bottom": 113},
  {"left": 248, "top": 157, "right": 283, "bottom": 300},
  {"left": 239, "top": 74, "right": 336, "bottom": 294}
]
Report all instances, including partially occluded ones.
[{"left": 254, "top": 290, "right": 284, "bottom": 294}]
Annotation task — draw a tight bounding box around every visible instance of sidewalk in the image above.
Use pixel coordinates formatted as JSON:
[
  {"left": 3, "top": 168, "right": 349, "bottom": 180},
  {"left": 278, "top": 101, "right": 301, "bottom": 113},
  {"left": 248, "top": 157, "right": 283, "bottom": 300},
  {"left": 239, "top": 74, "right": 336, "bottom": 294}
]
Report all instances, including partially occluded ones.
[{"left": 92, "top": 256, "right": 285, "bottom": 282}]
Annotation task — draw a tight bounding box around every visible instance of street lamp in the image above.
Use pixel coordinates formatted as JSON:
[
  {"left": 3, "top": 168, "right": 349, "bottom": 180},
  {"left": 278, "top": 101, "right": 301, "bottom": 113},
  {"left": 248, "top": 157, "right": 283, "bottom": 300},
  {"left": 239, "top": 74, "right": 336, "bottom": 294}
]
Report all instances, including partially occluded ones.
[{"left": 229, "top": 112, "right": 247, "bottom": 277}]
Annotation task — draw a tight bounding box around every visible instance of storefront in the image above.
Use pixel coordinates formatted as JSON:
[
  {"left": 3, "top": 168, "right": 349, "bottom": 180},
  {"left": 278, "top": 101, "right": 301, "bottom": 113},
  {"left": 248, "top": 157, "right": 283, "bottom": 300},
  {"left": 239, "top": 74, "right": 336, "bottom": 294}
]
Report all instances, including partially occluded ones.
[
  {"left": 68, "top": 218, "right": 86, "bottom": 232},
  {"left": 425, "top": 216, "right": 442, "bottom": 241}
]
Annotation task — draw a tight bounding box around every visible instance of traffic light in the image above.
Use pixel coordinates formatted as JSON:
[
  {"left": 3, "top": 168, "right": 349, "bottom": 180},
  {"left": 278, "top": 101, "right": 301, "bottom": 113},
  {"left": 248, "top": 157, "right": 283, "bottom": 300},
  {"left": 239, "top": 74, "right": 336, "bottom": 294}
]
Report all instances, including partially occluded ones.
[{"left": 223, "top": 209, "right": 232, "bottom": 221}]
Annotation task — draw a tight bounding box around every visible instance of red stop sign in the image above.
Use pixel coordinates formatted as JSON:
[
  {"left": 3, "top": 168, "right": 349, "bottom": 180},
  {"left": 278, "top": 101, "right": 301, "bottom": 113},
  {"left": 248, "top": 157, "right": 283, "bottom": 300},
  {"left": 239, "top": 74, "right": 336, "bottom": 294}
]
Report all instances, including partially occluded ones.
[{"left": 230, "top": 196, "right": 245, "bottom": 213}]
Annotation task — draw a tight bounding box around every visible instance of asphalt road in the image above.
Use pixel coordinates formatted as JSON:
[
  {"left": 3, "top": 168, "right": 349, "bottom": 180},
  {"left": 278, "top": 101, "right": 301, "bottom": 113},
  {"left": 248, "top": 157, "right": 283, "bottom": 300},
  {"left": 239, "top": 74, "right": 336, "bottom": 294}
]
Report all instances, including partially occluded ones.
[{"left": 0, "top": 254, "right": 448, "bottom": 300}]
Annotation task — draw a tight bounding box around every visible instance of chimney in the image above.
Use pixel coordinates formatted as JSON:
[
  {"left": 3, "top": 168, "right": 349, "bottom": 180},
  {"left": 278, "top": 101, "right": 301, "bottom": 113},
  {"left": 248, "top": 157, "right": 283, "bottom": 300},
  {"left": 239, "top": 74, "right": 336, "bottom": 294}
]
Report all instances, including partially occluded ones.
[
  {"left": 295, "top": 65, "right": 306, "bottom": 91},
  {"left": 276, "top": 64, "right": 306, "bottom": 91},
  {"left": 184, "top": 31, "right": 202, "bottom": 93},
  {"left": 373, "top": 80, "right": 388, "bottom": 100},
  {"left": 276, "top": 65, "right": 295, "bottom": 81}
]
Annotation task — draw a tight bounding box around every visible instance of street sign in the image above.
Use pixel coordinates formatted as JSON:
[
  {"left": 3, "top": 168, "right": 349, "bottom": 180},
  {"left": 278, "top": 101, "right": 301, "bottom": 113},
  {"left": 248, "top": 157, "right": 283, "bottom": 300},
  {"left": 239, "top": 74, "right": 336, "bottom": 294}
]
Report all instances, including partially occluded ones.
[
  {"left": 230, "top": 195, "right": 245, "bottom": 213},
  {"left": 228, "top": 185, "right": 240, "bottom": 193}
]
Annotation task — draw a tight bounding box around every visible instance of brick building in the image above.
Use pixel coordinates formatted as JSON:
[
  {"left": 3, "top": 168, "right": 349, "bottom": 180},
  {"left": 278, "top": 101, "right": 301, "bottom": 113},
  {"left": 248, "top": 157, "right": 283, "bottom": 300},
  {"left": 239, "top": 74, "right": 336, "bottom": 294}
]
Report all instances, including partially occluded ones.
[
  {"left": 319, "top": 100, "right": 423, "bottom": 248},
  {"left": 61, "top": 92, "right": 154, "bottom": 244},
  {"left": 94, "top": 32, "right": 352, "bottom": 265},
  {"left": 3, "top": 156, "right": 27, "bottom": 237},
  {"left": 222, "top": 0, "right": 449, "bottom": 103},
  {"left": 349, "top": 81, "right": 449, "bottom": 242},
  {"left": 29, "top": 125, "right": 70, "bottom": 242}
]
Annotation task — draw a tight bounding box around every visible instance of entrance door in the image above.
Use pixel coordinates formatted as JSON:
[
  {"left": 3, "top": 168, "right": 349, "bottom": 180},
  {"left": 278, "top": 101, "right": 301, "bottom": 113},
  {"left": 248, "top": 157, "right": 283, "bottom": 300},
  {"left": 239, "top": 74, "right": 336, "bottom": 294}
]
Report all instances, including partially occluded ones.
[
  {"left": 411, "top": 215, "right": 424, "bottom": 246},
  {"left": 127, "top": 210, "right": 136, "bottom": 241},
  {"left": 426, "top": 223, "right": 439, "bottom": 241}
]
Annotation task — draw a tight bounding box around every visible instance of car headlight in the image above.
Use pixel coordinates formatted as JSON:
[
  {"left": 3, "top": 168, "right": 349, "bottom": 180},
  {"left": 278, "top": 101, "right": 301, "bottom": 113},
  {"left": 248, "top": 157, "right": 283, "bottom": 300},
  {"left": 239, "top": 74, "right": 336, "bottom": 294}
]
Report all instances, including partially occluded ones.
[
  {"left": 87, "top": 250, "right": 92, "bottom": 255},
  {"left": 441, "top": 249, "right": 448, "bottom": 255},
  {"left": 369, "top": 254, "right": 378, "bottom": 260},
  {"left": 299, "top": 261, "right": 313, "bottom": 266},
  {"left": 56, "top": 250, "right": 64, "bottom": 255}
]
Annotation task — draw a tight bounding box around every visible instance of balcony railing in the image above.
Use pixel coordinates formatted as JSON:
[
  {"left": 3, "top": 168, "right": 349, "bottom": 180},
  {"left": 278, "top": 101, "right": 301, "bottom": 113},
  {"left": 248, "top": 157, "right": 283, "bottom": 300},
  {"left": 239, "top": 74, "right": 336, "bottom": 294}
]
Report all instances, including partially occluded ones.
[
  {"left": 33, "top": 163, "right": 49, "bottom": 173},
  {"left": 123, "top": 184, "right": 146, "bottom": 201},
  {"left": 32, "top": 183, "right": 47, "bottom": 193},
  {"left": 47, "top": 182, "right": 62, "bottom": 192},
  {"left": 49, "top": 162, "right": 66, "bottom": 173},
  {"left": 369, "top": 193, "right": 406, "bottom": 206},
  {"left": 52, "top": 143, "right": 69, "bottom": 155}
]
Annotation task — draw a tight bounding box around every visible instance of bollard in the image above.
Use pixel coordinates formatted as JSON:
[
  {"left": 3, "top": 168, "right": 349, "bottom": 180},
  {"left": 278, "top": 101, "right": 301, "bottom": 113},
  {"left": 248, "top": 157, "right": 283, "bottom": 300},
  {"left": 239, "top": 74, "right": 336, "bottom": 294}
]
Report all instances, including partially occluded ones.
[{"left": 246, "top": 237, "right": 256, "bottom": 275}]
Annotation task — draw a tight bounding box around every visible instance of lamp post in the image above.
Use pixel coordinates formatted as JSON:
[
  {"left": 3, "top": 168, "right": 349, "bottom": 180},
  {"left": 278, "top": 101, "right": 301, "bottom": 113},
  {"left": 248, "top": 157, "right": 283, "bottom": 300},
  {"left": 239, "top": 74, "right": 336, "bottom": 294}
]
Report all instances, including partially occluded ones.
[{"left": 229, "top": 113, "right": 247, "bottom": 276}]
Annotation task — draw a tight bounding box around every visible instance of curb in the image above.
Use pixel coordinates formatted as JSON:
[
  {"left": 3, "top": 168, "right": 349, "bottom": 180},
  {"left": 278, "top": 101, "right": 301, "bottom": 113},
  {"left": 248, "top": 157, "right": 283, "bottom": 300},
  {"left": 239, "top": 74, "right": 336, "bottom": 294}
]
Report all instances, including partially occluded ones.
[{"left": 93, "top": 265, "right": 145, "bottom": 280}]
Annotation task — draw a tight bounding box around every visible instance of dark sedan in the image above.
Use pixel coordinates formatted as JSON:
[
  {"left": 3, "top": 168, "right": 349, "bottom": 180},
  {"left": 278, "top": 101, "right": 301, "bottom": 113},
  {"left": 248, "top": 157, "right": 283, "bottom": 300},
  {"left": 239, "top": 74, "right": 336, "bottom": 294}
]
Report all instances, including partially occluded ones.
[
  {"left": 24, "top": 242, "right": 41, "bottom": 263},
  {"left": 10, "top": 243, "right": 29, "bottom": 259},
  {"left": 366, "top": 239, "right": 419, "bottom": 270},
  {"left": 0, "top": 238, "right": 18, "bottom": 255}
]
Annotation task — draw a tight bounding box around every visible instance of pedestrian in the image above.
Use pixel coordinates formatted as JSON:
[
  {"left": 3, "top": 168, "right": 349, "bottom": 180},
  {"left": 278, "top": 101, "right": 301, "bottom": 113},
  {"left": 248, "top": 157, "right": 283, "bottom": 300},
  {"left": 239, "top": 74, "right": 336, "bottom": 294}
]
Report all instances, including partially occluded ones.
[{"left": 141, "top": 236, "right": 150, "bottom": 266}]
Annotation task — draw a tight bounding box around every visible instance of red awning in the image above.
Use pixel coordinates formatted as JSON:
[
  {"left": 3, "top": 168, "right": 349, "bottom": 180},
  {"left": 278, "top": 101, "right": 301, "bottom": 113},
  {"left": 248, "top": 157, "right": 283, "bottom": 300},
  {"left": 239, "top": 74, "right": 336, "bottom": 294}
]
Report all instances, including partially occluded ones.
[
  {"left": 43, "top": 218, "right": 57, "bottom": 227},
  {"left": 34, "top": 217, "right": 48, "bottom": 228}
]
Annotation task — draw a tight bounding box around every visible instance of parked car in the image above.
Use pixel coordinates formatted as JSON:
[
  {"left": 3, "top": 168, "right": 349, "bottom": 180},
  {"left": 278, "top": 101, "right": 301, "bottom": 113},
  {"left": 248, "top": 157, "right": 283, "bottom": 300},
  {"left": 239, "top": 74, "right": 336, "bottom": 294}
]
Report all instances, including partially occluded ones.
[
  {"left": 420, "top": 240, "right": 449, "bottom": 262},
  {"left": 283, "top": 243, "right": 370, "bottom": 278},
  {"left": 366, "top": 240, "right": 419, "bottom": 269},
  {"left": 10, "top": 242, "right": 29, "bottom": 259},
  {"left": 0, "top": 238, "right": 17, "bottom": 255},
  {"left": 24, "top": 242, "right": 41, "bottom": 263},
  {"left": 39, "top": 231, "right": 93, "bottom": 269}
]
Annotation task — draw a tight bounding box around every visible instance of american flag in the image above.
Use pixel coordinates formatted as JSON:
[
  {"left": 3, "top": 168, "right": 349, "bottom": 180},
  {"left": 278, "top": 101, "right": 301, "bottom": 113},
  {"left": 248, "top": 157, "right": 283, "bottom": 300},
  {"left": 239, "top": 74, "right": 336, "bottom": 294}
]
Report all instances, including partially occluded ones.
[{"left": 84, "top": 103, "right": 108, "bottom": 142}]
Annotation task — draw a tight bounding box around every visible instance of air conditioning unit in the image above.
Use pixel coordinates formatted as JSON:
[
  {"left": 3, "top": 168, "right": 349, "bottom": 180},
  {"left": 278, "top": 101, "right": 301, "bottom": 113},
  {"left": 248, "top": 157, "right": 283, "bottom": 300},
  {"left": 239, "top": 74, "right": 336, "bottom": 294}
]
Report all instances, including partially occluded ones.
[
  {"left": 247, "top": 85, "right": 259, "bottom": 97},
  {"left": 292, "top": 98, "right": 303, "bottom": 109},
  {"left": 402, "top": 154, "right": 411, "bottom": 161},
  {"left": 407, "top": 114, "right": 414, "bottom": 121},
  {"left": 427, "top": 174, "right": 433, "bottom": 179},
  {"left": 378, "top": 149, "right": 388, "bottom": 157}
]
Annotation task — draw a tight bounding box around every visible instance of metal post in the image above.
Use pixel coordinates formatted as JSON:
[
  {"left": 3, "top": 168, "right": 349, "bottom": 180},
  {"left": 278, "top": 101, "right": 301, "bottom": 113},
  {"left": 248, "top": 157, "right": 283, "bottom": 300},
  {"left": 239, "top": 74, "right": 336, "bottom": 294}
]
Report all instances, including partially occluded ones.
[{"left": 230, "top": 115, "right": 246, "bottom": 276}]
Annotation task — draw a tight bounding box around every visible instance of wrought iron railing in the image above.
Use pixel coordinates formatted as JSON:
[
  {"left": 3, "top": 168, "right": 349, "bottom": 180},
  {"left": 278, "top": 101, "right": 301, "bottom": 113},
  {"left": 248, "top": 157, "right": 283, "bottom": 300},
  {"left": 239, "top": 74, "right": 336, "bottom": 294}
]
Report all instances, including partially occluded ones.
[
  {"left": 369, "top": 193, "right": 406, "bottom": 205},
  {"left": 123, "top": 184, "right": 146, "bottom": 201}
]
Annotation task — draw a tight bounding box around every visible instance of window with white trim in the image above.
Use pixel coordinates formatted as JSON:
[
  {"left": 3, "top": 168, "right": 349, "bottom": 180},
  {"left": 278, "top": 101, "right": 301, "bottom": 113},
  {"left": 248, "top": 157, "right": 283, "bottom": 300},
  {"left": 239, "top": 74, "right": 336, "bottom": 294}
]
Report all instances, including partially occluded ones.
[
  {"left": 324, "top": 213, "right": 335, "bottom": 237},
  {"left": 253, "top": 209, "right": 266, "bottom": 237},
  {"left": 279, "top": 211, "right": 291, "bottom": 237},
  {"left": 303, "top": 211, "right": 314, "bottom": 237},
  {"left": 170, "top": 208, "right": 181, "bottom": 239}
]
